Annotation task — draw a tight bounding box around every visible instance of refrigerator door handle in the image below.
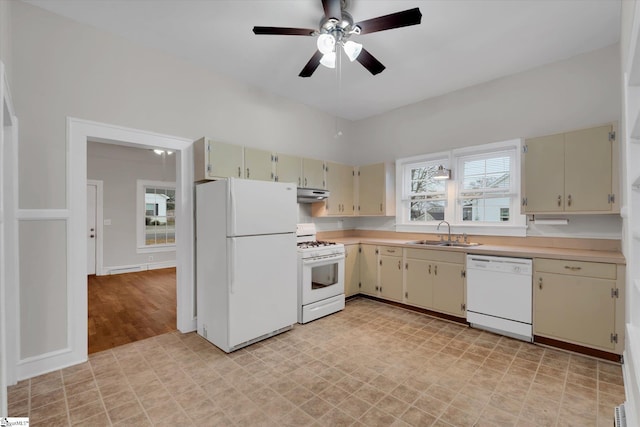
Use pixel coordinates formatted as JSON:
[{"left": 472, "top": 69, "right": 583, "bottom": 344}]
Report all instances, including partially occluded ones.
[
  {"left": 229, "top": 238, "right": 236, "bottom": 294},
  {"left": 229, "top": 180, "right": 237, "bottom": 236}
]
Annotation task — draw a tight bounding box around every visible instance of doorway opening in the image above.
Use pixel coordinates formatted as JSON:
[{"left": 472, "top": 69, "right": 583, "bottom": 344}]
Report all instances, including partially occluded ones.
[
  {"left": 86, "top": 142, "right": 180, "bottom": 353},
  {"left": 67, "top": 118, "right": 194, "bottom": 367}
]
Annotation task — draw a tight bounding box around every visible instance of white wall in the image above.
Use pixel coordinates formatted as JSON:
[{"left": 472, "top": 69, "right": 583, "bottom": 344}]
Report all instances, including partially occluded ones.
[
  {"left": 0, "top": 0, "right": 12, "bottom": 85},
  {"left": 87, "top": 141, "right": 176, "bottom": 272},
  {"left": 349, "top": 44, "right": 620, "bottom": 165}
]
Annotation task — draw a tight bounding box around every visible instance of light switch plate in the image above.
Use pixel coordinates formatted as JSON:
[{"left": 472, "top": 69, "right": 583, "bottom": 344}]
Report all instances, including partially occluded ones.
[{"left": 103, "top": 219, "right": 112, "bottom": 226}]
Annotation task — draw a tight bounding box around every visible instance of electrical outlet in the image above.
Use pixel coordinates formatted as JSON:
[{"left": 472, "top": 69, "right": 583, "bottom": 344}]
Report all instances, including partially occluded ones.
[{"left": 148, "top": 255, "right": 154, "bottom": 261}]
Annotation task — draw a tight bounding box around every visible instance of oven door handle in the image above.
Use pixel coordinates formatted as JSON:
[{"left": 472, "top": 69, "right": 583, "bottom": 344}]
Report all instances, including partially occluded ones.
[{"left": 302, "top": 254, "right": 345, "bottom": 266}]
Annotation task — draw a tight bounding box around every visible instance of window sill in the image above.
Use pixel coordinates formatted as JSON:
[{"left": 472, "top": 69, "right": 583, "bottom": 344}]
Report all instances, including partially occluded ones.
[
  {"left": 395, "top": 223, "right": 527, "bottom": 237},
  {"left": 137, "top": 245, "right": 176, "bottom": 254}
]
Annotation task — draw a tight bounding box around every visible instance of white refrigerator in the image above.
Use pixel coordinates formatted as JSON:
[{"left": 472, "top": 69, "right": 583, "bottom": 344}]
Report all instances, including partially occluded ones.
[{"left": 196, "top": 178, "right": 298, "bottom": 352}]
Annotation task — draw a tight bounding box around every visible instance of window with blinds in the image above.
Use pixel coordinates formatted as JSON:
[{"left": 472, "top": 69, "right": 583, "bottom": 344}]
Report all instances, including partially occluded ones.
[{"left": 456, "top": 150, "right": 516, "bottom": 223}]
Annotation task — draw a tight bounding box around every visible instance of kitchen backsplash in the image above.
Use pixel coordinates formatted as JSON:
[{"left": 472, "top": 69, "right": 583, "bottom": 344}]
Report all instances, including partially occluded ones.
[{"left": 299, "top": 203, "right": 622, "bottom": 240}]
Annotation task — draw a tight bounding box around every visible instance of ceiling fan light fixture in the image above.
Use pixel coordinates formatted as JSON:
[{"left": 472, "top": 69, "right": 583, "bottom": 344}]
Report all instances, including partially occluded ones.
[
  {"left": 342, "top": 40, "right": 362, "bottom": 62},
  {"left": 316, "top": 33, "right": 336, "bottom": 55},
  {"left": 320, "top": 51, "right": 336, "bottom": 68}
]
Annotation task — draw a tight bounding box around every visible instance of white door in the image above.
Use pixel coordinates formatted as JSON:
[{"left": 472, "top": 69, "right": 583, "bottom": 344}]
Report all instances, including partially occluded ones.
[
  {"left": 228, "top": 233, "right": 297, "bottom": 348},
  {"left": 87, "top": 184, "right": 97, "bottom": 275},
  {"left": 227, "top": 178, "right": 296, "bottom": 237}
]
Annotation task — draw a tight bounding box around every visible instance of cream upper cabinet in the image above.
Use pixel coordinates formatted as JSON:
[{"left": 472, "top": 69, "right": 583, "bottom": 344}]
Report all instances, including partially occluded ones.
[
  {"left": 314, "top": 161, "right": 354, "bottom": 217},
  {"left": 564, "top": 126, "right": 613, "bottom": 212},
  {"left": 357, "top": 162, "right": 395, "bottom": 216},
  {"left": 379, "top": 247, "right": 403, "bottom": 302},
  {"left": 522, "top": 134, "right": 564, "bottom": 213},
  {"left": 359, "top": 244, "right": 378, "bottom": 296},
  {"left": 244, "top": 147, "right": 274, "bottom": 181},
  {"left": 344, "top": 244, "right": 361, "bottom": 297},
  {"left": 274, "top": 153, "right": 302, "bottom": 186},
  {"left": 193, "top": 137, "right": 243, "bottom": 181},
  {"left": 302, "top": 158, "right": 325, "bottom": 189},
  {"left": 522, "top": 124, "right": 616, "bottom": 213},
  {"left": 533, "top": 258, "right": 624, "bottom": 354}
]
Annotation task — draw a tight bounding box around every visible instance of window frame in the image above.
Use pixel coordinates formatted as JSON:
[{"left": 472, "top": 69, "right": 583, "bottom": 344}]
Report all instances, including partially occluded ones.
[
  {"left": 455, "top": 148, "right": 517, "bottom": 225},
  {"left": 400, "top": 155, "right": 450, "bottom": 224},
  {"left": 136, "top": 179, "right": 177, "bottom": 253},
  {"left": 395, "top": 139, "right": 526, "bottom": 236}
]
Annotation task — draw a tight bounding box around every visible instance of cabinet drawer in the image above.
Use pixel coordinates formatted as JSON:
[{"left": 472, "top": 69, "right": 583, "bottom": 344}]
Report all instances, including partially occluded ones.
[
  {"left": 405, "top": 248, "right": 465, "bottom": 264},
  {"left": 378, "top": 246, "right": 402, "bottom": 257},
  {"left": 534, "top": 258, "right": 616, "bottom": 280}
]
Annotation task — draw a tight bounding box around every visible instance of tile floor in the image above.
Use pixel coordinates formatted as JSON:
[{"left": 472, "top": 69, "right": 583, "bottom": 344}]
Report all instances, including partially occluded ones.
[{"left": 8, "top": 298, "right": 625, "bottom": 426}]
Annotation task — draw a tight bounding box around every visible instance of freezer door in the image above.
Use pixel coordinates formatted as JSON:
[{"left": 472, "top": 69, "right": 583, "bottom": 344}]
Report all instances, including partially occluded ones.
[
  {"left": 228, "top": 233, "right": 297, "bottom": 348},
  {"left": 228, "top": 178, "right": 297, "bottom": 237}
]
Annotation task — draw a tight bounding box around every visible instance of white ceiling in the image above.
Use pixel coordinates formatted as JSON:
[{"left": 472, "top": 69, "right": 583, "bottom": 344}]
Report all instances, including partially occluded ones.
[{"left": 24, "top": 0, "right": 621, "bottom": 121}]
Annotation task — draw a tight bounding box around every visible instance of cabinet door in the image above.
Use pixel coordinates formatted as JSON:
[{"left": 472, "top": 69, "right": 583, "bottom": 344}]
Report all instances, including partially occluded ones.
[
  {"left": 359, "top": 245, "right": 378, "bottom": 296},
  {"left": 244, "top": 147, "right": 273, "bottom": 181},
  {"left": 325, "top": 162, "right": 344, "bottom": 215},
  {"left": 564, "top": 125, "right": 613, "bottom": 212},
  {"left": 522, "top": 134, "right": 564, "bottom": 213},
  {"left": 358, "top": 163, "right": 385, "bottom": 215},
  {"left": 341, "top": 164, "right": 355, "bottom": 215},
  {"left": 275, "top": 154, "right": 302, "bottom": 186},
  {"left": 405, "top": 258, "right": 433, "bottom": 309},
  {"left": 302, "top": 158, "right": 325, "bottom": 189},
  {"left": 534, "top": 272, "right": 616, "bottom": 350},
  {"left": 209, "top": 140, "right": 243, "bottom": 179},
  {"left": 379, "top": 255, "right": 403, "bottom": 302},
  {"left": 344, "top": 245, "right": 360, "bottom": 297},
  {"left": 432, "top": 262, "right": 465, "bottom": 316}
]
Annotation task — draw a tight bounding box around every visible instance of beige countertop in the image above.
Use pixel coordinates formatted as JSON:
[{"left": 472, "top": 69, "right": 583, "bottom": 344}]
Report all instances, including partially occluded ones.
[{"left": 331, "top": 237, "right": 626, "bottom": 264}]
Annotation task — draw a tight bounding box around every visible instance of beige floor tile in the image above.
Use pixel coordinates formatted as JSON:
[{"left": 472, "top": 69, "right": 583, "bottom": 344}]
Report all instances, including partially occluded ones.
[{"left": 9, "top": 299, "right": 627, "bottom": 427}]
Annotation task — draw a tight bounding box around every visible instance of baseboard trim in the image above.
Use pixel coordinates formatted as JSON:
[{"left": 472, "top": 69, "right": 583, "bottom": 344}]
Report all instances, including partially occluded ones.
[
  {"left": 354, "top": 294, "right": 467, "bottom": 325},
  {"left": 101, "top": 260, "right": 176, "bottom": 276},
  {"left": 534, "top": 335, "right": 621, "bottom": 362},
  {"left": 17, "top": 347, "right": 86, "bottom": 381}
]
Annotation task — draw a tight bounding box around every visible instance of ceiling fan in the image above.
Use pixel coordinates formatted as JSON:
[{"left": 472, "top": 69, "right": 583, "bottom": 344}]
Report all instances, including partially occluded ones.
[{"left": 252, "top": 0, "right": 422, "bottom": 77}]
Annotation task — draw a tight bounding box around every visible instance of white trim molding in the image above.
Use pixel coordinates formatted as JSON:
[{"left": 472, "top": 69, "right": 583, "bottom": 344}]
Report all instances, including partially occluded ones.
[
  {"left": 13, "top": 118, "right": 200, "bottom": 380},
  {"left": 103, "top": 260, "right": 177, "bottom": 276},
  {"left": 623, "top": 323, "right": 640, "bottom": 427}
]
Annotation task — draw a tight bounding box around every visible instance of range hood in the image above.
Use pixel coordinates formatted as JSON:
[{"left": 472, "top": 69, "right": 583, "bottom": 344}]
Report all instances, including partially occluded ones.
[{"left": 297, "top": 188, "right": 329, "bottom": 203}]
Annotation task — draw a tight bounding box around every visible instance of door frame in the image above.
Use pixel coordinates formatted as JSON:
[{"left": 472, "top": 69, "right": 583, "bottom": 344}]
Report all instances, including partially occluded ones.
[
  {"left": 86, "top": 180, "right": 103, "bottom": 276},
  {"left": 67, "top": 118, "right": 194, "bottom": 369},
  {"left": 0, "top": 60, "right": 18, "bottom": 416}
]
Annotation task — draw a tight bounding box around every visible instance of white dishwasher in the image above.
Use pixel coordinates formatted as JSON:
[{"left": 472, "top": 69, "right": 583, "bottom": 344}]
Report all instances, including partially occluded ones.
[{"left": 466, "top": 255, "right": 533, "bottom": 342}]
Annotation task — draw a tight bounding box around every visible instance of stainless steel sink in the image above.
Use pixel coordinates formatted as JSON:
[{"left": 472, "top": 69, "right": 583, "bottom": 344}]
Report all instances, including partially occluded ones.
[{"left": 406, "top": 240, "right": 481, "bottom": 247}]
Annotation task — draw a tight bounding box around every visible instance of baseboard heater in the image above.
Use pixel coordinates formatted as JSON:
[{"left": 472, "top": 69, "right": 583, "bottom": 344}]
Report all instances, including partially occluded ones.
[{"left": 615, "top": 404, "right": 627, "bottom": 427}]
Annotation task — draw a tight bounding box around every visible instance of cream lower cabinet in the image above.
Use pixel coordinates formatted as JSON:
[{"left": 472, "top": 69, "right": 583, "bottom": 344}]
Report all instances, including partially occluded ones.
[
  {"left": 379, "top": 246, "right": 403, "bottom": 302},
  {"left": 359, "top": 244, "right": 378, "bottom": 296},
  {"left": 404, "top": 249, "right": 466, "bottom": 317},
  {"left": 344, "top": 244, "right": 361, "bottom": 297},
  {"left": 533, "top": 258, "right": 624, "bottom": 353}
]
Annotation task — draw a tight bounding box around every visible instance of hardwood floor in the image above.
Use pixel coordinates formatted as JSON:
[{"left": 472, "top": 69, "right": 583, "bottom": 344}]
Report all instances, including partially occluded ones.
[{"left": 88, "top": 268, "right": 176, "bottom": 354}]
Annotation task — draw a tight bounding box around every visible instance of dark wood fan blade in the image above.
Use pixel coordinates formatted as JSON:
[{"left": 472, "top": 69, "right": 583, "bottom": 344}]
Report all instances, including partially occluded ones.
[
  {"left": 299, "top": 50, "right": 324, "bottom": 77},
  {"left": 253, "top": 26, "right": 316, "bottom": 36},
  {"left": 322, "top": 0, "right": 342, "bottom": 20},
  {"left": 356, "top": 48, "right": 385, "bottom": 75},
  {"left": 355, "top": 8, "right": 422, "bottom": 35}
]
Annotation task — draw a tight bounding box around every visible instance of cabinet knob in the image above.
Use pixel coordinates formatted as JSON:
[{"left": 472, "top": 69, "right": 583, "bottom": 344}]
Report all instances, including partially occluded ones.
[
  {"left": 567, "top": 194, "right": 572, "bottom": 207},
  {"left": 397, "top": 260, "right": 401, "bottom": 270},
  {"left": 557, "top": 195, "right": 562, "bottom": 206},
  {"left": 434, "top": 265, "right": 438, "bottom": 275},
  {"left": 538, "top": 277, "right": 543, "bottom": 289},
  {"left": 238, "top": 167, "right": 241, "bottom": 177},
  {"left": 428, "top": 265, "right": 431, "bottom": 274},
  {"left": 246, "top": 168, "right": 250, "bottom": 178}
]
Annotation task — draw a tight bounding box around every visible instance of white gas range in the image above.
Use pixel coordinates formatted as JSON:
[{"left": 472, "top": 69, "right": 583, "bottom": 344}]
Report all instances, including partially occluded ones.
[{"left": 296, "top": 223, "right": 345, "bottom": 323}]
